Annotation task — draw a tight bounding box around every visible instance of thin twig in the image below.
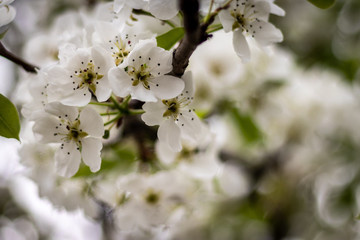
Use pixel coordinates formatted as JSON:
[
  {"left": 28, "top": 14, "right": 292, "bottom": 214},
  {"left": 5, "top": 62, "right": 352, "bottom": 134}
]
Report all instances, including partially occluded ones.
[{"left": 0, "top": 42, "right": 38, "bottom": 73}]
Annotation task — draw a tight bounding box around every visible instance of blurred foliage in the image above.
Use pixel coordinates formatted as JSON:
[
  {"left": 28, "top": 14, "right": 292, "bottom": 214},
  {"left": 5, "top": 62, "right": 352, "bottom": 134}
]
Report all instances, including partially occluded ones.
[{"left": 273, "top": 0, "right": 360, "bottom": 83}]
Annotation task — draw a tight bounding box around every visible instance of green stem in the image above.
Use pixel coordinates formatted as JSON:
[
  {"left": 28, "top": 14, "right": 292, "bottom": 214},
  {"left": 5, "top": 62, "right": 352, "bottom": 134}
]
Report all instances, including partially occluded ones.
[
  {"left": 104, "top": 115, "right": 122, "bottom": 126},
  {"left": 204, "top": 0, "right": 215, "bottom": 23},
  {"left": 132, "top": 9, "right": 177, "bottom": 28},
  {"left": 206, "top": 24, "right": 223, "bottom": 33},
  {"left": 100, "top": 112, "right": 119, "bottom": 116},
  {"left": 89, "top": 102, "right": 114, "bottom": 107},
  {"left": 129, "top": 109, "right": 145, "bottom": 115},
  {"left": 110, "top": 95, "right": 122, "bottom": 110}
]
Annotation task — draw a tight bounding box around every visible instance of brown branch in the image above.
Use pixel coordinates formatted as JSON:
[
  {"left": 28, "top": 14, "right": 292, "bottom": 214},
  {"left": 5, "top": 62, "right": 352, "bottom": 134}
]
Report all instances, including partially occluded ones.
[
  {"left": 170, "top": 0, "right": 232, "bottom": 77},
  {"left": 170, "top": 0, "right": 208, "bottom": 77},
  {"left": 0, "top": 42, "right": 38, "bottom": 73}
]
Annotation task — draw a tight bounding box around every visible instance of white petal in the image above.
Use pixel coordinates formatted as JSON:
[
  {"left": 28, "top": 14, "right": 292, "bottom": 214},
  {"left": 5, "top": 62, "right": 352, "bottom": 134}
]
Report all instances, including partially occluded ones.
[
  {"left": 253, "top": 20, "right": 283, "bottom": 46},
  {"left": 141, "top": 102, "right": 166, "bottom": 126},
  {"left": 233, "top": 30, "right": 251, "bottom": 63},
  {"left": 55, "top": 141, "right": 81, "bottom": 178},
  {"left": 79, "top": 107, "right": 104, "bottom": 137},
  {"left": 47, "top": 66, "right": 69, "bottom": 84},
  {"left": 130, "top": 84, "right": 158, "bottom": 102},
  {"left": 66, "top": 49, "right": 91, "bottom": 73},
  {"left": 151, "top": 75, "right": 185, "bottom": 100},
  {"left": 92, "top": 45, "right": 113, "bottom": 70},
  {"left": 126, "top": 39, "right": 157, "bottom": 69},
  {"left": 0, "top": 5, "right": 16, "bottom": 27},
  {"left": 81, "top": 137, "right": 102, "bottom": 172},
  {"left": 148, "top": 0, "right": 178, "bottom": 20},
  {"left": 178, "top": 111, "right": 203, "bottom": 142},
  {"left": 270, "top": 3, "right": 285, "bottom": 16},
  {"left": 32, "top": 116, "right": 66, "bottom": 143},
  {"left": 44, "top": 102, "right": 79, "bottom": 121},
  {"left": 147, "top": 47, "right": 173, "bottom": 75},
  {"left": 95, "top": 81, "right": 112, "bottom": 102},
  {"left": 108, "top": 67, "right": 132, "bottom": 97},
  {"left": 218, "top": 9, "right": 234, "bottom": 33},
  {"left": 181, "top": 71, "right": 195, "bottom": 98},
  {"left": 158, "top": 119, "right": 182, "bottom": 152},
  {"left": 60, "top": 87, "right": 92, "bottom": 107}
]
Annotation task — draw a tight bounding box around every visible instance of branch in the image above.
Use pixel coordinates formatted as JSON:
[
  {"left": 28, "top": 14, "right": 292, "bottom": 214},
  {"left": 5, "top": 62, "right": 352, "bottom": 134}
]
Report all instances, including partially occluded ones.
[
  {"left": 170, "top": 0, "right": 207, "bottom": 77},
  {"left": 0, "top": 42, "right": 38, "bottom": 73},
  {"left": 170, "top": 0, "right": 232, "bottom": 77}
]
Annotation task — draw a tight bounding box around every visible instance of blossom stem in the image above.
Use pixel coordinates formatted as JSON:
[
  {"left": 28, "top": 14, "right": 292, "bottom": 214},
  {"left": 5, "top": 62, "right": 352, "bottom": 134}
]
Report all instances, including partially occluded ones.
[
  {"left": 206, "top": 24, "right": 223, "bottom": 33},
  {"left": 89, "top": 102, "right": 114, "bottom": 107},
  {"left": 104, "top": 115, "right": 122, "bottom": 126},
  {"left": 100, "top": 112, "right": 119, "bottom": 116},
  {"left": 0, "top": 41, "right": 38, "bottom": 73},
  {"left": 204, "top": 0, "right": 215, "bottom": 23},
  {"left": 132, "top": 9, "right": 177, "bottom": 28},
  {"left": 110, "top": 95, "right": 122, "bottom": 110},
  {"left": 128, "top": 109, "right": 145, "bottom": 115}
]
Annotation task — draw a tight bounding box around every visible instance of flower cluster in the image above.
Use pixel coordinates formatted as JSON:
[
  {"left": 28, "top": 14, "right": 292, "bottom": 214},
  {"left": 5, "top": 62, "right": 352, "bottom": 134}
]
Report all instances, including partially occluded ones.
[{"left": 0, "top": 0, "right": 289, "bottom": 239}]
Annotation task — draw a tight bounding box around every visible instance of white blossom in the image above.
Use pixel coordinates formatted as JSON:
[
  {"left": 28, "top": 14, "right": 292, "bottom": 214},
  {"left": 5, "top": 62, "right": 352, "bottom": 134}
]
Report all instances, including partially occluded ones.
[
  {"left": 219, "top": 0, "right": 284, "bottom": 62},
  {"left": 32, "top": 102, "right": 104, "bottom": 177},
  {"left": 109, "top": 39, "right": 184, "bottom": 102},
  {"left": 141, "top": 72, "right": 202, "bottom": 152},
  {"left": 47, "top": 46, "right": 113, "bottom": 106},
  {"left": 0, "top": 0, "right": 16, "bottom": 28},
  {"left": 93, "top": 21, "right": 152, "bottom": 66}
]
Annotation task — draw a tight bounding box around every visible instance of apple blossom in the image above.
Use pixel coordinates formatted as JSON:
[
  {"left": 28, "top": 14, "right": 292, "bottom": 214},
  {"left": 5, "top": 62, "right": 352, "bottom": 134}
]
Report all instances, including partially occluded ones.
[
  {"left": 219, "top": 0, "right": 284, "bottom": 62},
  {"left": 141, "top": 72, "right": 202, "bottom": 152},
  {"left": 109, "top": 39, "right": 184, "bottom": 102},
  {"left": 32, "top": 102, "right": 104, "bottom": 177}
]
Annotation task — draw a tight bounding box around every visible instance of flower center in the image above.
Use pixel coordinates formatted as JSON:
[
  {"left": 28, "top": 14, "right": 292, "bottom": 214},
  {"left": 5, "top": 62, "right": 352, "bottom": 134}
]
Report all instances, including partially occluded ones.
[
  {"left": 65, "top": 120, "right": 88, "bottom": 142},
  {"left": 162, "top": 99, "right": 180, "bottom": 119},
  {"left": 145, "top": 190, "right": 160, "bottom": 205},
  {"left": 128, "top": 64, "right": 152, "bottom": 90},
  {"left": 72, "top": 61, "right": 104, "bottom": 93},
  {"left": 111, "top": 38, "right": 130, "bottom": 66}
]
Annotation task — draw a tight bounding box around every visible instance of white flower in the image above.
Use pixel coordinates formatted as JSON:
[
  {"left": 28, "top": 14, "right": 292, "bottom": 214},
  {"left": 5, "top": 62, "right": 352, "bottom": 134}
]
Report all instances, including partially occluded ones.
[
  {"left": 141, "top": 72, "right": 202, "bottom": 152},
  {"left": 32, "top": 102, "right": 104, "bottom": 177},
  {"left": 0, "top": 0, "right": 16, "bottom": 28},
  {"left": 109, "top": 39, "right": 184, "bottom": 102},
  {"left": 219, "top": 0, "right": 284, "bottom": 62},
  {"left": 93, "top": 22, "right": 152, "bottom": 66},
  {"left": 47, "top": 46, "right": 113, "bottom": 106}
]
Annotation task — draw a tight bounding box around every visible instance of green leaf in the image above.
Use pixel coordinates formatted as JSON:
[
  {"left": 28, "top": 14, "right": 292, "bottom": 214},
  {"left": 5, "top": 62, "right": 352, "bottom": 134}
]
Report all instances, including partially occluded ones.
[
  {"left": 228, "top": 106, "right": 262, "bottom": 144},
  {"left": 307, "top": 0, "right": 336, "bottom": 9},
  {"left": 156, "top": 27, "right": 184, "bottom": 50},
  {"left": 0, "top": 94, "right": 20, "bottom": 141}
]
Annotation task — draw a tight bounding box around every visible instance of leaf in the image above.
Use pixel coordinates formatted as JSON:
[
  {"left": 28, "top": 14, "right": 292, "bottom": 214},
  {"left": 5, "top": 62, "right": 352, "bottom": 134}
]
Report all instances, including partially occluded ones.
[
  {"left": 228, "top": 106, "right": 262, "bottom": 144},
  {"left": 156, "top": 27, "right": 184, "bottom": 50},
  {"left": 0, "top": 94, "right": 20, "bottom": 141},
  {"left": 307, "top": 0, "right": 336, "bottom": 9}
]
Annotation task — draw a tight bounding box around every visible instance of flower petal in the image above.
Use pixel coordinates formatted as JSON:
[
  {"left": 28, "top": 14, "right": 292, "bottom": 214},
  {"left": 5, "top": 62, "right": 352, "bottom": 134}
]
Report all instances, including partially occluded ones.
[
  {"left": 141, "top": 102, "right": 167, "bottom": 126},
  {"left": 55, "top": 141, "right": 81, "bottom": 178},
  {"left": 253, "top": 20, "right": 283, "bottom": 46},
  {"left": 233, "top": 30, "right": 251, "bottom": 63},
  {"left": 158, "top": 119, "right": 182, "bottom": 152},
  {"left": 0, "top": 5, "right": 16, "bottom": 27},
  {"left": 218, "top": 9, "right": 234, "bottom": 33},
  {"left": 108, "top": 67, "right": 132, "bottom": 97},
  {"left": 81, "top": 137, "right": 102, "bottom": 172},
  {"left": 151, "top": 75, "right": 184, "bottom": 100},
  {"left": 44, "top": 102, "right": 79, "bottom": 121},
  {"left": 60, "top": 86, "right": 92, "bottom": 107},
  {"left": 148, "top": 0, "right": 178, "bottom": 20},
  {"left": 79, "top": 107, "right": 104, "bottom": 137},
  {"left": 32, "top": 116, "right": 67, "bottom": 143}
]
